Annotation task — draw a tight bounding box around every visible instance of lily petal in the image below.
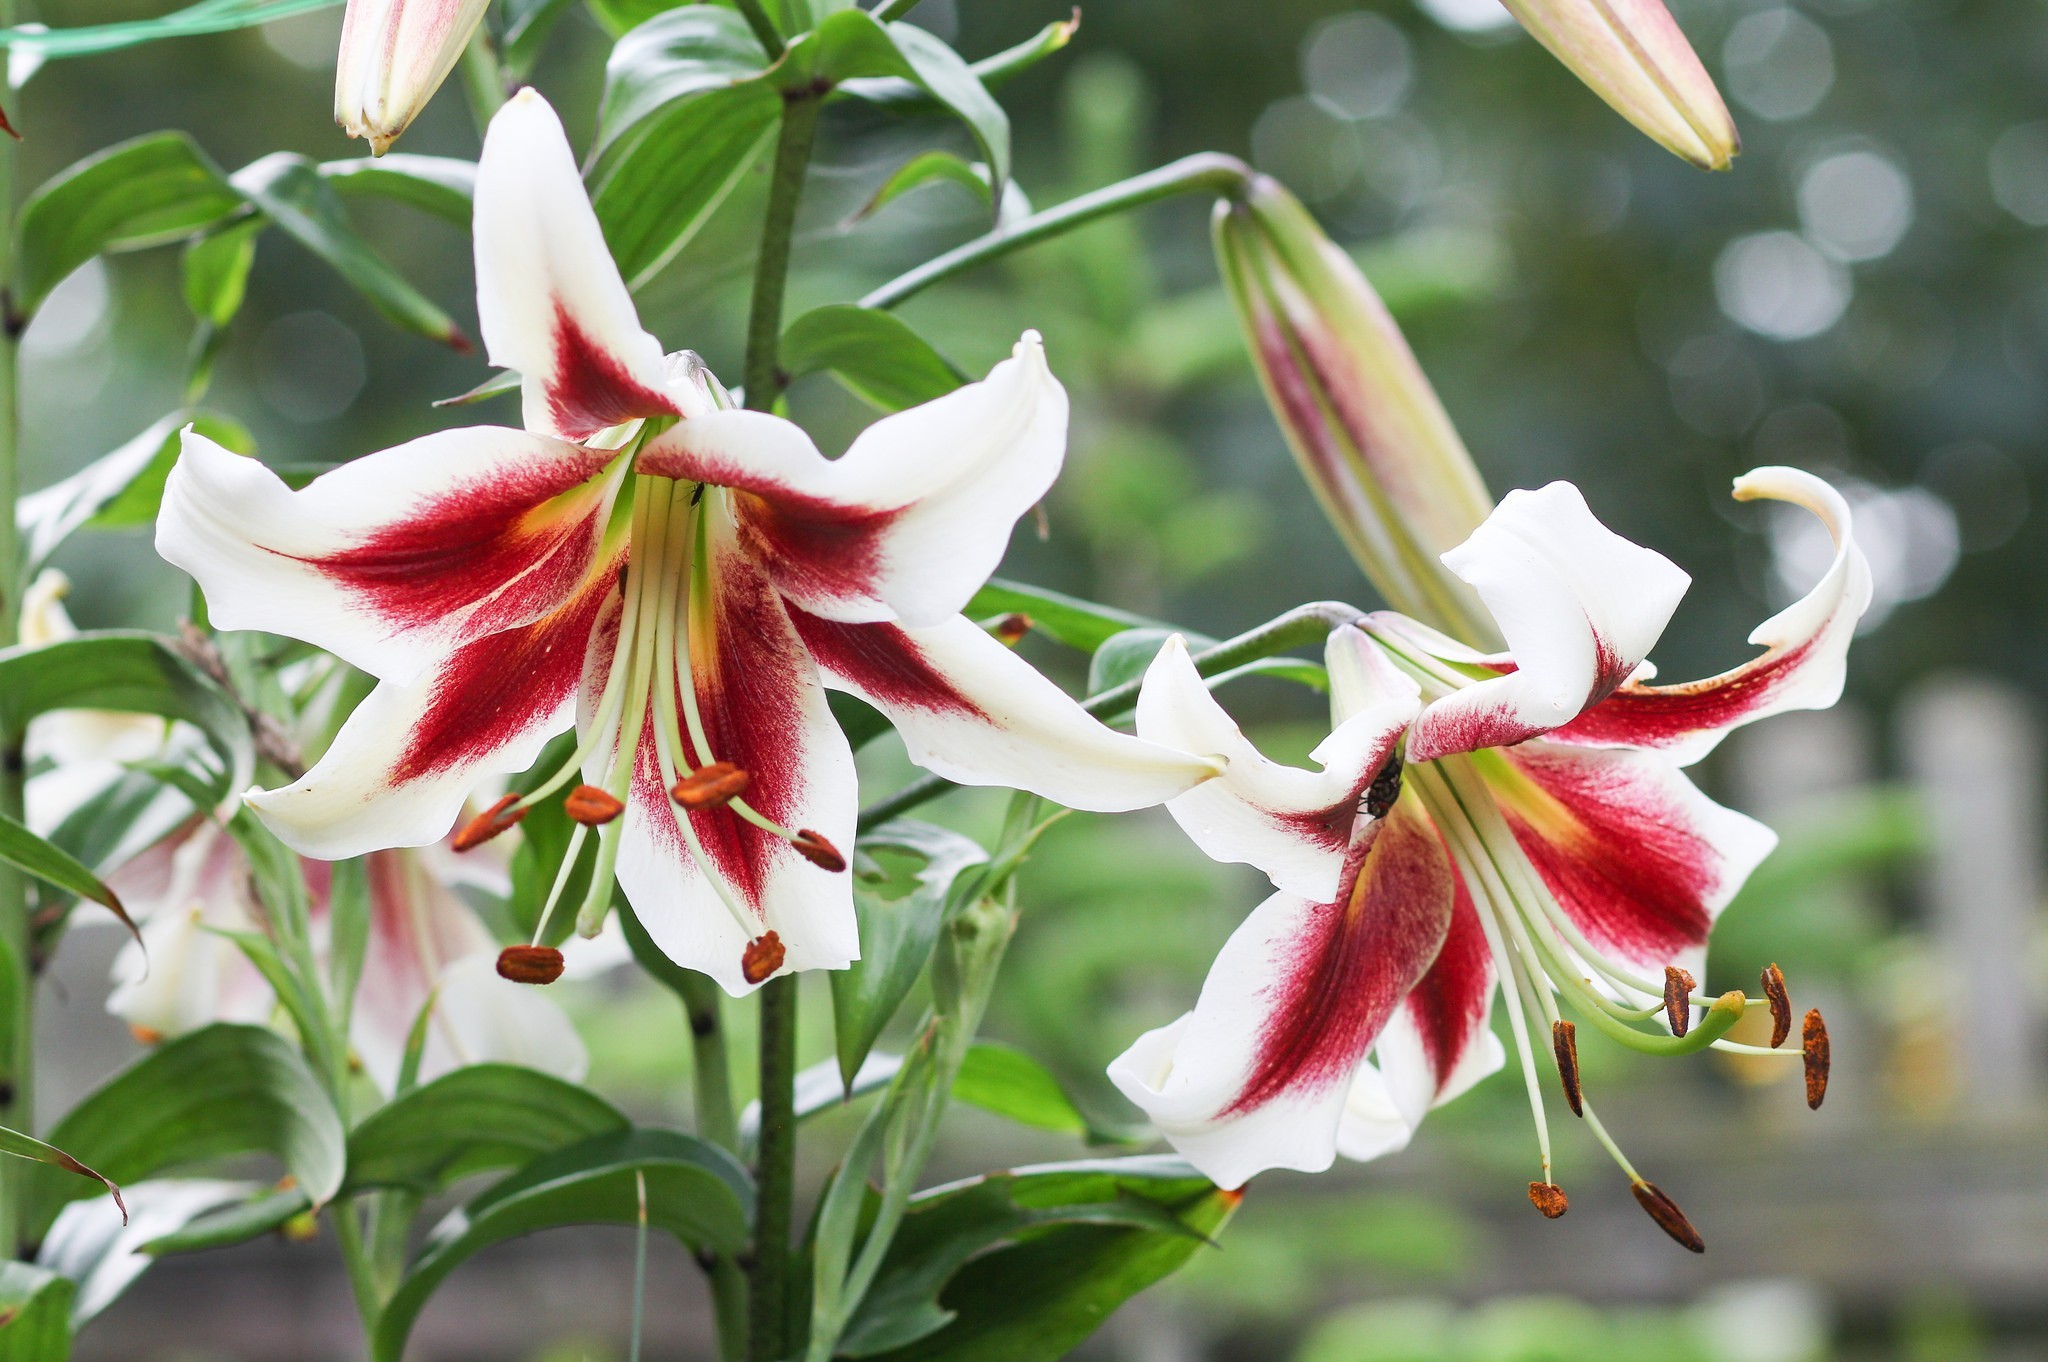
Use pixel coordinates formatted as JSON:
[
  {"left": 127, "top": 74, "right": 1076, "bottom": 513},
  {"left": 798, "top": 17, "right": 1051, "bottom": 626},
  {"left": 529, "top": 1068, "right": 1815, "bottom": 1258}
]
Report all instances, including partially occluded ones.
[
  {"left": 1105, "top": 800, "right": 1455, "bottom": 1189},
  {"left": 158, "top": 428, "right": 620, "bottom": 686},
  {"left": 789, "top": 610, "right": 1219, "bottom": 813},
  {"left": 1135, "top": 632, "right": 1414, "bottom": 900},
  {"left": 636, "top": 333, "right": 1067, "bottom": 627},
  {"left": 248, "top": 558, "right": 620, "bottom": 859},
  {"left": 348, "top": 847, "right": 497, "bottom": 1089},
  {"left": 1408, "top": 482, "right": 1692, "bottom": 762},
  {"left": 1552, "top": 468, "right": 1874, "bottom": 765},
  {"left": 1483, "top": 740, "right": 1776, "bottom": 975},
  {"left": 474, "top": 90, "right": 686, "bottom": 442},
  {"left": 420, "top": 952, "right": 590, "bottom": 1084},
  {"left": 1401, "top": 870, "right": 1504, "bottom": 1105}
]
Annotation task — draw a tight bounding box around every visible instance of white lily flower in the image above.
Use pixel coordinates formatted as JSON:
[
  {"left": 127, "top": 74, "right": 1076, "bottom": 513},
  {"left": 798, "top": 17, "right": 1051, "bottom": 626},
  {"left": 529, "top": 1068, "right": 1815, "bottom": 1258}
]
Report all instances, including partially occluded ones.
[
  {"left": 1112, "top": 468, "right": 1868, "bottom": 1247},
  {"left": 156, "top": 90, "right": 1218, "bottom": 996},
  {"left": 333, "top": 0, "right": 491, "bottom": 155}
]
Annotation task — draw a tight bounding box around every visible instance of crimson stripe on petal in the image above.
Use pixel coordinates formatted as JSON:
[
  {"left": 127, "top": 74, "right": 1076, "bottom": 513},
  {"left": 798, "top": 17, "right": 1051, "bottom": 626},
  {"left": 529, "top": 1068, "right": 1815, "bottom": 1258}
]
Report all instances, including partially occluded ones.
[
  {"left": 786, "top": 610, "right": 989, "bottom": 720},
  {"left": 1551, "top": 639, "right": 1817, "bottom": 749},
  {"left": 1226, "top": 801, "right": 1454, "bottom": 1117},
  {"left": 546, "top": 302, "right": 677, "bottom": 441},
  {"left": 1405, "top": 857, "right": 1492, "bottom": 1096}
]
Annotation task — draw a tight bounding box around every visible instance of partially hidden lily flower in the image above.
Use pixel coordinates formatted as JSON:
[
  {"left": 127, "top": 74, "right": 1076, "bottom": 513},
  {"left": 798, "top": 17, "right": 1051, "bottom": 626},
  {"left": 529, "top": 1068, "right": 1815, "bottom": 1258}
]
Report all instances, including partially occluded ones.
[
  {"left": 1214, "top": 177, "right": 1498, "bottom": 644},
  {"left": 1500, "top": 0, "right": 1740, "bottom": 170},
  {"left": 1110, "top": 467, "right": 1866, "bottom": 1246},
  {"left": 334, "top": 0, "right": 490, "bottom": 155},
  {"left": 156, "top": 89, "right": 1217, "bottom": 995}
]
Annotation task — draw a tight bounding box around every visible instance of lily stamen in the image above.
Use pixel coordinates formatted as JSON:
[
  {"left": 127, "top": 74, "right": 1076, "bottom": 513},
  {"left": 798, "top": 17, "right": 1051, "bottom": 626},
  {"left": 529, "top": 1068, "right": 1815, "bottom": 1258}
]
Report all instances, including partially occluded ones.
[
  {"left": 1763, "top": 963, "right": 1793, "bottom": 1047},
  {"left": 564, "top": 784, "right": 624, "bottom": 826},
  {"left": 496, "top": 944, "right": 566, "bottom": 985},
  {"left": 672, "top": 761, "right": 750, "bottom": 809},
  {"left": 454, "top": 794, "right": 525, "bottom": 851},
  {"left": 1803, "top": 1009, "right": 1830, "bottom": 1109}
]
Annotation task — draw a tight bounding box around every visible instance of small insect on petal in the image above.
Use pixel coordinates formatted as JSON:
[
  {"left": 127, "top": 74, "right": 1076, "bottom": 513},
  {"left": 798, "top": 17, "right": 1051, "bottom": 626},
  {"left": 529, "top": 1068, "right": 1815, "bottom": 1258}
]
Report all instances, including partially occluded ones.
[
  {"left": 1663, "top": 965, "right": 1697, "bottom": 1037},
  {"left": 1631, "top": 1179, "right": 1706, "bottom": 1253},
  {"left": 742, "top": 931, "right": 786, "bottom": 985},
  {"left": 793, "top": 829, "right": 847, "bottom": 873},
  {"left": 1551, "top": 1019, "right": 1584, "bottom": 1117},
  {"left": 1763, "top": 963, "right": 1793, "bottom": 1049},
  {"left": 564, "top": 784, "right": 624, "bottom": 826},
  {"left": 497, "top": 944, "right": 565, "bottom": 985},
  {"left": 672, "top": 761, "right": 751, "bottom": 810},
  {"left": 455, "top": 794, "right": 527, "bottom": 851},
  {"left": 1527, "top": 1181, "right": 1569, "bottom": 1219},
  {"left": 1803, "top": 1008, "right": 1830, "bottom": 1110},
  {"left": 994, "top": 613, "right": 1033, "bottom": 645}
]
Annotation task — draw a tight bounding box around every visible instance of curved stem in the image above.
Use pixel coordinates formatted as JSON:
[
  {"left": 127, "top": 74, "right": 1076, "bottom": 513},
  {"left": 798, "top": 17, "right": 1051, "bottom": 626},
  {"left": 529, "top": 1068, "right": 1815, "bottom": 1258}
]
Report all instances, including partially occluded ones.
[
  {"left": 749, "top": 975, "right": 798, "bottom": 1362},
  {"left": 858, "top": 153, "right": 1253, "bottom": 313},
  {"left": 0, "top": 10, "right": 27, "bottom": 1261},
  {"left": 743, "top": 93, "right": 823, "bottom": 411},
  {"left": 733, "top": 0, "right": 785, "bottom": 59}
]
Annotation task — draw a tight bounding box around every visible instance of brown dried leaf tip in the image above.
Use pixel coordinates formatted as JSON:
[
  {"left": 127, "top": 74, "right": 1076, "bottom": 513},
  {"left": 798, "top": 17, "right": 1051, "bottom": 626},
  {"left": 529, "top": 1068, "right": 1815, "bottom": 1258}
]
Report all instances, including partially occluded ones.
[
  {"left": 1663, "top": 965, "right": 1697, "bottom": 1038},
  {"left": 496, "top": 944, "right": 565, "bottom": 985},
  {"left": 672, "top": 761, "right": 751, "bottom": 810},
  {"left": 742, "top": 931, "right": 786, "bottom": 985},
  {"left": 1762, "top": 963, "right": 1792, "bottom": 1049},
  {"left": 1551, "top": 1019, "right": 1583, "bottom": 1117},
  {"left": 563, "top": 784, "right": 624, "bottom": 826},
  {"left": 994, "top": 613, "right": 1033, "bottom": 645},
  {"left": 793, "top": 829, "right": 847, "bottom": 873},
  {"left": 454, "top": 794, "right": 526, "bottom": 851},
  {"left": 1527, "top": 1181, "right": 1569, "bottom": 1219},
  {"left": 1803, "top": 1008, "right": 1830, "bottom": 1110},
  {"left": 1631, "top": 1180, "right": 1705, "bottom": 1253}
]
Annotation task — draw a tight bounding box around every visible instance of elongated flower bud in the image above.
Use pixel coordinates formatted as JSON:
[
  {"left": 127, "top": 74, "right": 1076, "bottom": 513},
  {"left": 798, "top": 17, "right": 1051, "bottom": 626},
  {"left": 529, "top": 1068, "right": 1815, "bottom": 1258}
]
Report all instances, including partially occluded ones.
[
  {"left": 1500, "top": 0, "right": 1739, "bottom": 170},
  {"left": 334, "top": 0, "right": 491, "bottom": 155},
  {"left": 1214, "top": 177, "right": 1498, "bottom": 642}
]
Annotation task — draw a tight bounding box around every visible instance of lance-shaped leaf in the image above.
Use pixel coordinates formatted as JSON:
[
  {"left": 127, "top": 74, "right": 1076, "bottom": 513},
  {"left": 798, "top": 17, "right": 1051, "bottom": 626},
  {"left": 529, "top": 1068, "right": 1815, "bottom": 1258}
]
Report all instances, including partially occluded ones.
[
  {"left": 783, "top": 305, "right": 967, "bottom": 412},
  {"left": 963, "top": 579, "right": 1170, "bottom": 654},
  {"left": 841, "top": 13, "right": 1079, "bottom": 110},
  {"left": 18, "top": 414, "right": 253, "bottom": 572},
  {"left": 0, "top": 810, "right": 137, "bottom": 943},
  {"left": 344, "top": 1064, "right": 629, "bottom": 1194},
  {"left": 0, "top": 1262, "right": 73, "bottom": 1361},
  {"left": 20, "top": 1024, "right": 344, "bottom": 1244},
  {"left": 0, "top": 1126, "right": 124, "bottom": 1222},
  {"left": 954, "top": 1043, "right": 1143, "bottom": 1145},
  {"left": 17, "top": 133, "right": 244, "bottom": 314},
  {"left": 852, "top": 152, "right": 995, "bottom": 224},
  {"left": 0, "top": 0, "right": 339, "bottom": 58},
  {"left": 320, "top": 153, "right": 476, "bottom": 226},
  {"left": 374, "top": 1129, "right": 752, "bottom": 1362}
]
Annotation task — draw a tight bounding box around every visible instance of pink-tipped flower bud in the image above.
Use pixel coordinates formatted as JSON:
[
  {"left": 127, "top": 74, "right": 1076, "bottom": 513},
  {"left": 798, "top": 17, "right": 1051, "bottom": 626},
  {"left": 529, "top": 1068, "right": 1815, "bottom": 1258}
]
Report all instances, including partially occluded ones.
[
  {"left": 1214, "top": 177, "right": 1497, "bottom": 641},
  {"left": 334, "top": 0, "right": 491, "bottom": 156}
]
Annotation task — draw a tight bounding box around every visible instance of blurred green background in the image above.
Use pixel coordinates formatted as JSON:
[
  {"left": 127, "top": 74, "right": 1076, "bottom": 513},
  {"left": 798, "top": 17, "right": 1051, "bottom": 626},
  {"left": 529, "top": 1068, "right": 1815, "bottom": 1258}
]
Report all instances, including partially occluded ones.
[{"left": 19, "top": 0, "right": 2048, "bottom": 1356}]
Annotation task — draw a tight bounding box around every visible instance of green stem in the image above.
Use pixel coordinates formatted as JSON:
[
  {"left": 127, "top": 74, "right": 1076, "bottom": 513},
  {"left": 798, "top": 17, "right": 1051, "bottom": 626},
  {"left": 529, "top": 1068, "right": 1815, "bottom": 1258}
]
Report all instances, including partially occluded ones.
[
  {"left": 732, "top": 0, "right": 785, "bottom": 59},
  {"left": 748, "top": 976, "right": 798, "bottom": 1362},
  {"left": 743, "top": 93, "right": 823, "bottom": 412},
  {"left": 680, "top": 972, "right": 738, "bottom": 1153},
  {"left": 459, "top": 27, "right": 507, "bottom": 139},
  {"left": 858, "top": 153, "right": 1252, "bottom": 313},
  {"left": 857, "top": 600, "right": 1362, "bottom": 831},
  {"left": 331, "top": 1199, "right": 384, "bottom": 1339},
  {"left": 0, "top": 16, "right": 27, "bottom": 1261}
]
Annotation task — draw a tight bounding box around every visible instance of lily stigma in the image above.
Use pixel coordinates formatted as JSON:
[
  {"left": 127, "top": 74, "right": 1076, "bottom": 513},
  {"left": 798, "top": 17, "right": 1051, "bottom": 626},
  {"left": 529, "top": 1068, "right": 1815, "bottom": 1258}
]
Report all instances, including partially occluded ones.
[
  {"left": 155, "top": 89, "right": 1214, "bottom": 994},
  {"left": 1111, "top": 467, "right": 1868, "bottom": 1250}
]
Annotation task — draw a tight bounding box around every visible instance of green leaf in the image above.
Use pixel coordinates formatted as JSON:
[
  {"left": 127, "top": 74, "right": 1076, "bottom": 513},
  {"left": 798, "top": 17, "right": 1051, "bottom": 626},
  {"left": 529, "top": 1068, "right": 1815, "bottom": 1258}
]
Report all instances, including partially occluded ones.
[
  {"left": 22, "top": 1024, "right": 344, "bottom": 1244},
  {"left": 319, "top": 154, "right": 475, "bottom": 227},
  {"left": 0, "top": 632, "right": 253, "bottom": 801},
  {"left": 0, "top": 811, "right": 136, "bottom": 943},
  {"left": 852, "top": 151, "right": 993, "bottom": 223},
  {"left": 17, "top": 133, "right": 243, "bottom": 313},
  {"left": 952, "top": 1043, "right": 1089, "bottom": 1137},
  {"left": 591, "top": 6, "right": 778, "bottom": 288},
  {"left": 833, "top": 822, "right": 988, "bottom": 1087},
  {"left": 37, "top": 1179, "right": 271, "bottom": 1326},
  {"left": 843, "top": 13, "right": 1078, "bottom": 108},
  {"left": 137, "top": 1184, "right": 309, "bottom": 1256},
  {"left": 1086, "top": 627, "right": 1175, "bottom": 697},
  {"left": 345, "top": 1064, "right": 629, "bottom": 1195},
  {"left": 0, "top": 1126, "right": 123, "bottom": 1221},
  {"left": 965, "top": 579, "right": 1173, "bottom": 654},
  {"left": 0, "top": 0, "right": 340, "bottom": 57},
  {"left": 231, "top": 153, "right": 468, "bottom": 349},
  {"left": 374, "top": 1129, "right": 752, "bottom": 1362},
  {"left": 17, "top": 413, "right": 253, "bottom": 570},
  {"left": 782, "top": 306, "right": 966, "bottom": 412},
  {"left": 181, "top": 220, "right": 260, "bottom": 327},
  {"left": 842, "top": 1157, "right": 1230, "bottom": 1359},
  {"left": 841, "top": 22, "right": 1011, "bottom": 196},
  {"left": 0, "top": 1262, "right": 73, "bottom": 1362},
  {"left": 504, "top": 0, "right": 582, "bottom": 75}
]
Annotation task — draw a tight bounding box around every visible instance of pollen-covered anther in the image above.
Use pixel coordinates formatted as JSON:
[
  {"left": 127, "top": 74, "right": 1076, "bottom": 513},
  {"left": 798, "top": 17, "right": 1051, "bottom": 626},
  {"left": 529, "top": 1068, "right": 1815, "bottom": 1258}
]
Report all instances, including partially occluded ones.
[
  {"left": 1803, "top": 1008, "right": 1830, "bottom": 1110},
  {"left": 1527, "top": 1181, "right": 1569, "bottom": 1219},
  {"left": 1763, "top": 963, "right": 1792, "bottom": 1048},
  {"left": 1663, "top": 965, "right": 1697, "bottom": 1038},
  {"left": 741, "top": 931, "right": 786, "bottom": 985},
  {"left": 1551, "top": 1019, "right": 1584, "bottom": 1117},
  {"left": 496, "top": 944, "right": 565, "bottom": 985},
  {"left": 1631, "top": 1179, "right": 1705, "bottom": 1253},
  {"left": 793, "top": 829, "right": 848, "bottom": 873},
  {"left": 671, "top": 761, "right": 751, "bottom": 809},
  {"left": 994, "top": 613, "right": 1033, "bottom": 645},
  {"left": 564, "top": 784, "right": 625, "bottom": 826},
  {"left": 129, "top": 1024, "right": 164, "bottom": 1047},
  {"left": 454, "top": 794, "right": 527, "bottom": 851}
]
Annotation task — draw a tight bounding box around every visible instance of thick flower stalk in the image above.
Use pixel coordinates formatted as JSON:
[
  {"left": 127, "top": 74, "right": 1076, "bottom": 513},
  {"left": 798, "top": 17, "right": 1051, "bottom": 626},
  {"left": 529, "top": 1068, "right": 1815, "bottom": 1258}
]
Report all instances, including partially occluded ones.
[
  {"left": 1110, "top": 468, "right": 1868, "bottom": 1246},
  {"left": 156, "top": 90, "right": 1215, "bottom": 995},
  {"left": 333, "top": 0, "right": 490, "bottom": 154},
  {"left": 1215, "top": 177, "right": 1497, "bottom": 643}
]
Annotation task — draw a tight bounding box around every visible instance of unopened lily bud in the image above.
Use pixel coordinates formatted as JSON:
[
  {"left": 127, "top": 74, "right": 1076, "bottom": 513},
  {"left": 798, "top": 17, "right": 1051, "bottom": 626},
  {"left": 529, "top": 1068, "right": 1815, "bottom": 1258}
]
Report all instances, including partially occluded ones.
[
  {"left": 1213, "top": 177, "right": 1498, "bottom": 642},
  {"left": 496, "top": 944, "right": 565, "bottom": 985},
  {"left": 334, "top": 0, "right": 492, "bottom": 156},
  {"left": 792, "top": 829, "right": 847, "bottom": 873},
  {"left": 564, "top": 784, "right": 624, "bottom": 826},
  {"left": 1500, "top": 0, "right": 1739, "bottom": 170},
  {"left": 1527, "top": 1181, "right": 1569, "bottom": 1219},
  {"left": 672, "top": 762, "right": 751, "bottom": 810},
  {"left": 454, "top": 794, "right": 526, "bottom": 851},
  {"left": 741, "top": 931, "right": 785, "bottom": 985},
  {"left": 1803, "top": 1008, "right": 1830, "bottom": 1110},
  {"left": 1631, "top": 1179, "right": 1706, "bottom": 1253}
]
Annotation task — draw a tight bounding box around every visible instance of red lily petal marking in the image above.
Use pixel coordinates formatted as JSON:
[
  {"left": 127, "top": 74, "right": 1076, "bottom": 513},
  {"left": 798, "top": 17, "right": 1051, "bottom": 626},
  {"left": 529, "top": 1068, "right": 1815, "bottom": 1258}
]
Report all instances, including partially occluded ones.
[
  {"left": 1225, "top": 801, "right": 1454, "bottom": 1117},
  {"left": 1492, "top": 746, "right": 1718, "bottom": 966},
  {"left": 729, "top": 489, "right": 900, "bottom": 612},
  {"left": 785, "top": 611, "right": 990, "bottom": 720},
  {"left": 545, "top": 302, "right": 677, "bottom": 441},
  {"left": 302, "top": 451, "right": 611, "bottom": 634},
  {"left": 1550, "top": 639, "right": 1818, "bottom": 750},
  {"left": 1411, "top": 625, "right": 1634, "bottom": 761},
  {"left": 393, "top": 557, "right": 619, "bottom": 782},
  {"left": 1405, "top": 856, "right": 1494, "bottom": 1097}
]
